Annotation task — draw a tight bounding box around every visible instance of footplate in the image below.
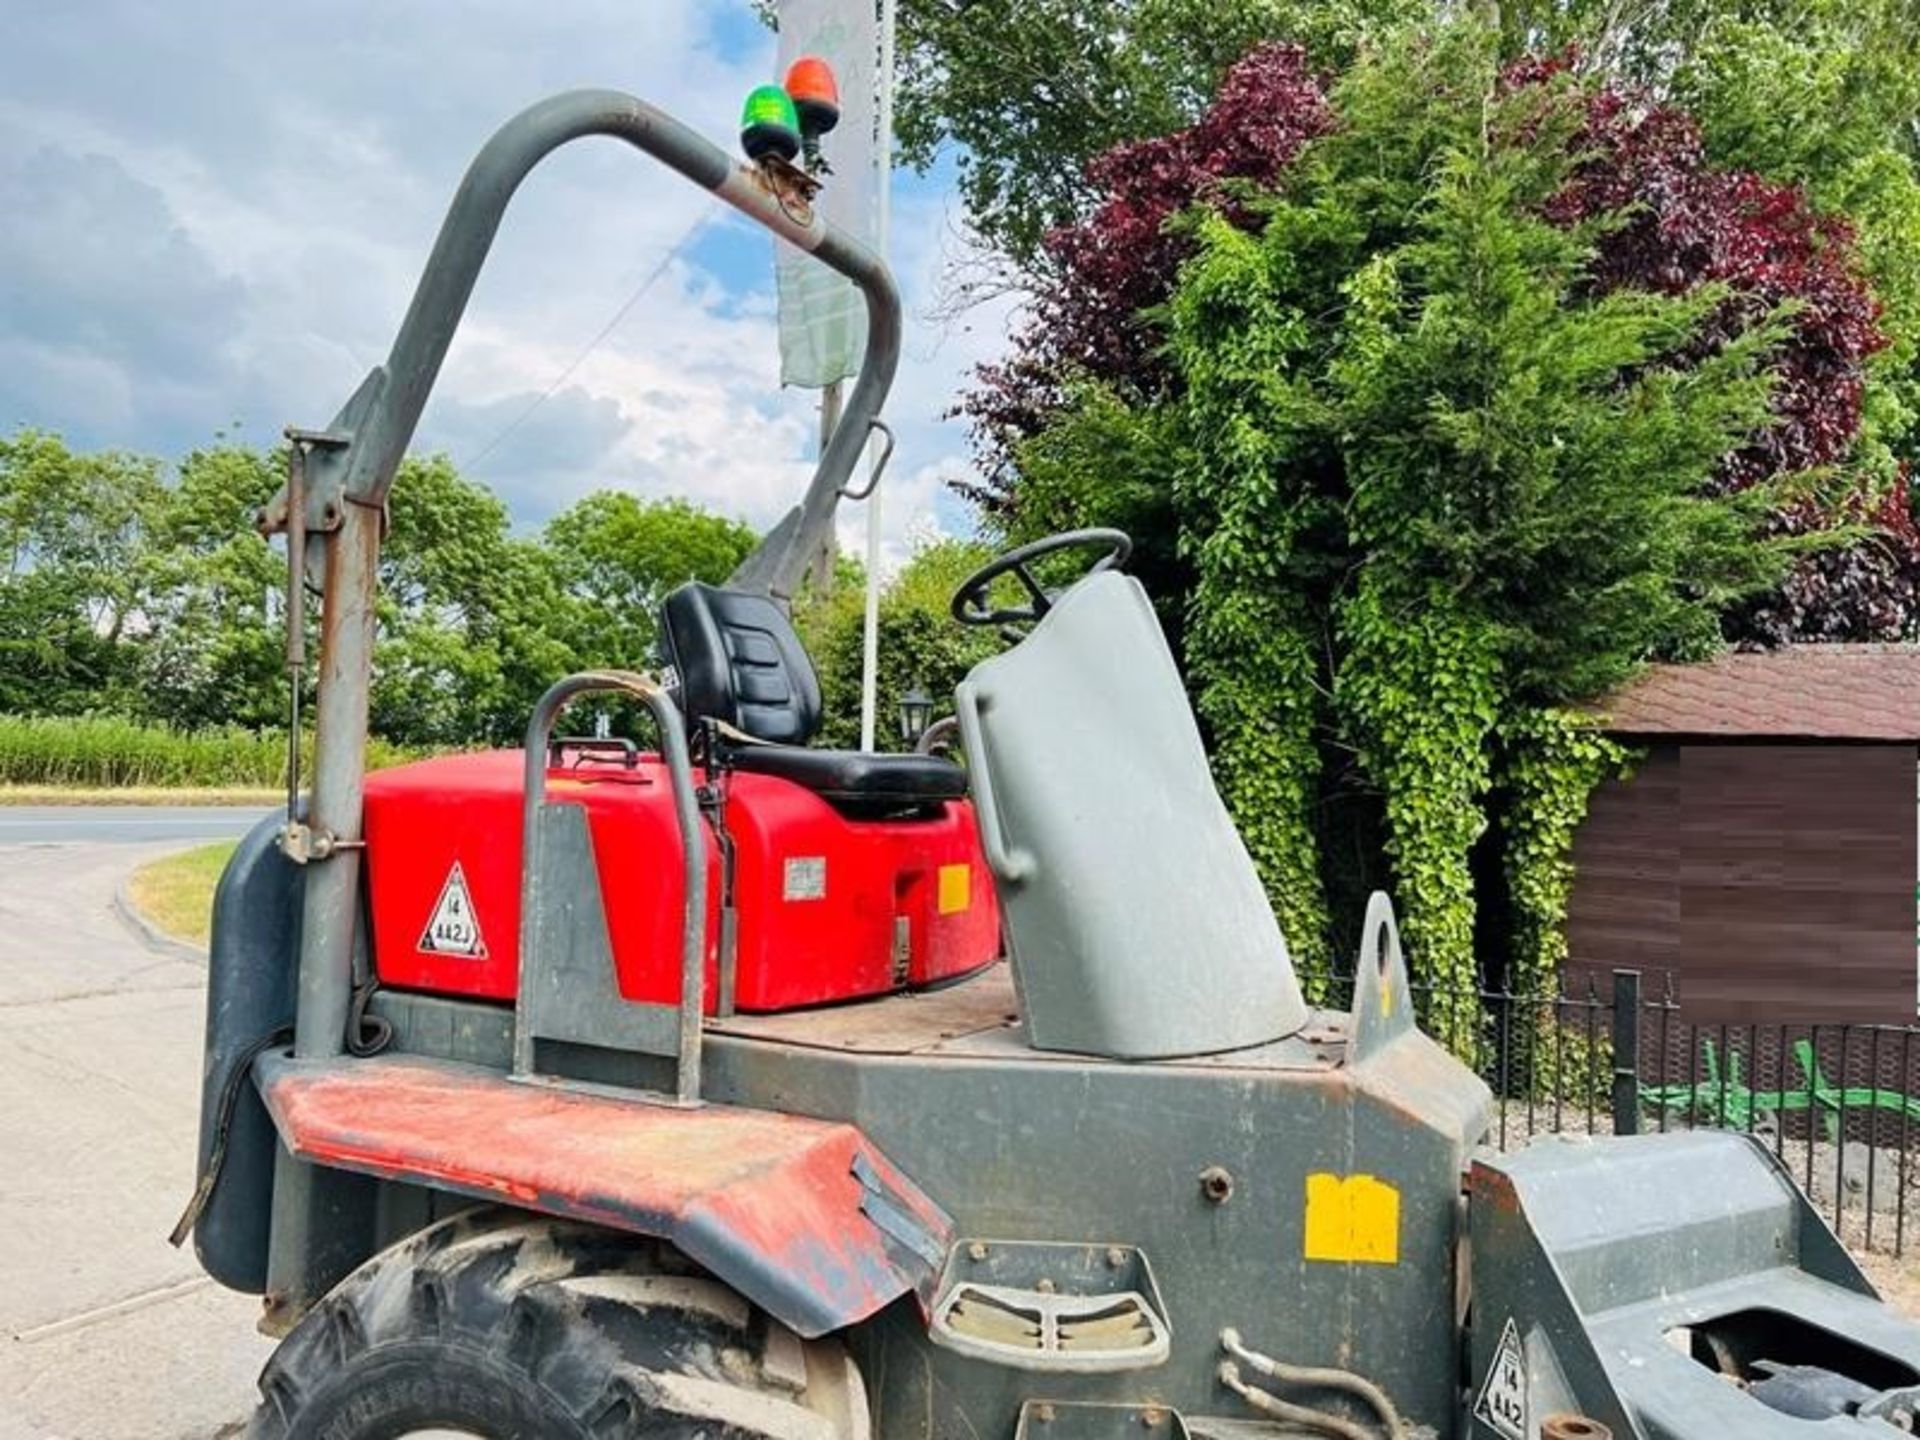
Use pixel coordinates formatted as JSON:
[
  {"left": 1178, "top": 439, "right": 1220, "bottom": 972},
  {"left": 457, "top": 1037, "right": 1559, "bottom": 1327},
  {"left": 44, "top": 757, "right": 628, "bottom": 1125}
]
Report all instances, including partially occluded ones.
[{"left": 930, "top": 1239, "right": 1170, "bottom": 1374}]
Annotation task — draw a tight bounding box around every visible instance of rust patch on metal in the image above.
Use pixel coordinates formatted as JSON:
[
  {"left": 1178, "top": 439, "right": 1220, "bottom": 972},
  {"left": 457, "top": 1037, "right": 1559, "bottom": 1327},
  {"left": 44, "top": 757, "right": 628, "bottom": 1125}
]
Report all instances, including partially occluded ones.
[
  {"left": 1359, "top": 1027, "right": 1494, "bottom": 1139},
  {"left": 254, "top": 1052, "right": 951, "bottom": 1336},
  {"left": 1541, "top": 1415, "right": 1612, "bottom": 1440},
  {"left": 1471, "top": 1162, "right": 1523, "bottom": 1216}
]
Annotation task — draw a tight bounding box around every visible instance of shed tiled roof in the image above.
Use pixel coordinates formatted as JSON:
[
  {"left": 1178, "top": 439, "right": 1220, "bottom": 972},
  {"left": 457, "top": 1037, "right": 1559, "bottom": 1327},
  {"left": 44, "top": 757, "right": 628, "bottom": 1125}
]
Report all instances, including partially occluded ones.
[{"left": 1594, "top": 645, "right": 1920, "bottom": 740}]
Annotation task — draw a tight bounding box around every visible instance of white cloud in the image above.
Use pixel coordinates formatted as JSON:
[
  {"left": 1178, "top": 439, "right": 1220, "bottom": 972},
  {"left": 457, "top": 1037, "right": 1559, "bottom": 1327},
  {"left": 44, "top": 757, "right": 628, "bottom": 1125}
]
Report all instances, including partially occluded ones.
[
  {"left": 0, "top": 2, "right": 1018, "bottom": 574},
  {"left": 835, "top": 455, "right": 982, "bottom": 577}
]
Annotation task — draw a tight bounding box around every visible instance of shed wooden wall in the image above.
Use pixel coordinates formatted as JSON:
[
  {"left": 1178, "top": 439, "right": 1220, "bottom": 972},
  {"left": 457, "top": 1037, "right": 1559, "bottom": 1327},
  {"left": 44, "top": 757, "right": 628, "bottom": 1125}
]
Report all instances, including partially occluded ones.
[{"left": 1566, "top": 741, "right": 1918, "bottom": 1024}]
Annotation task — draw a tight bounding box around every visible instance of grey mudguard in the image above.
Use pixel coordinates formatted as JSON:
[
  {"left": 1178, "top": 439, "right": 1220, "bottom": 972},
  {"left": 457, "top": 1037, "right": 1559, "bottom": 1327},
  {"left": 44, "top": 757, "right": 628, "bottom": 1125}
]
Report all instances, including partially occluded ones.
[{"left": 955, "top": 569, "right": 1308, "bottom": 1058}]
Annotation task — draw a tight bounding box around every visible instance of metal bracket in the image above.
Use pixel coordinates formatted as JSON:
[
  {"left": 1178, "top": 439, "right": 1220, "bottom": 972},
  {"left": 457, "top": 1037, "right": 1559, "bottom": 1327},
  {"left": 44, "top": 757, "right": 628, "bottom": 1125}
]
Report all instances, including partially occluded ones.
[
  {"left": 753, "top": 152, "right": 821, "bottom": 212},
  {"left": 852, "top": 1151, "right": 947, "bottom": 1275},
  {"left": 283, "top": 425, "right": 352, "bottom": 448},
  {"left": 276, "top": 821, "right": 364, "bottom": 866},
  {"left": 697, "top": 769, "right": 740, "bottom": 1018},
  {"left": 255, "top": 369, "right": 385, "bottom": 541},
  {"left": 1015, "top": 1403, "right": 1189, "bottom": 1439},
  {"left": 273, "top": 426, "right": 353, "bottom": 829}
]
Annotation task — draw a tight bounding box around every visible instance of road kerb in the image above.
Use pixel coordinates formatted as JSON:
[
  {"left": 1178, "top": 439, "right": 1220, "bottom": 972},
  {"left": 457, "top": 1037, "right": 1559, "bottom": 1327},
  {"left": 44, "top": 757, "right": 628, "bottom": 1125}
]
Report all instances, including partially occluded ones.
[{"left": 113, "top": 875, "right": 208, "bottom": 963}]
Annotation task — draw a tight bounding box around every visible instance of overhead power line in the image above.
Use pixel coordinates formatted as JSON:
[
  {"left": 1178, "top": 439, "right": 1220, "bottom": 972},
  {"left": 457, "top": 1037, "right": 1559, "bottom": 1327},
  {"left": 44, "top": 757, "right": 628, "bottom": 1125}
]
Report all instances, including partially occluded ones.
[{"left": 461, "top": 205, "right": 715, "bottom": 474}]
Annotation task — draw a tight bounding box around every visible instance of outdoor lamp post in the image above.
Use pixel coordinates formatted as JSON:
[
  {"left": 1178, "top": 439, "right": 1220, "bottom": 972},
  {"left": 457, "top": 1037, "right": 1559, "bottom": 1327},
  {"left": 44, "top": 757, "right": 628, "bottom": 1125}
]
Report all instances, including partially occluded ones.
[{"left": 897, "top": 683, "right": 933, "bottom": 745}]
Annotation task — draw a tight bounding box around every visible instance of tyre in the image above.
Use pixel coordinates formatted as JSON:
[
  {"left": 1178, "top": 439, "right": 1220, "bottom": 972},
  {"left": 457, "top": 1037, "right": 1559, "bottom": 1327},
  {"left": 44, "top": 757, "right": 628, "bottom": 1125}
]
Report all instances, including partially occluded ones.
[{"left": 249, "top": 1209, "right": 870, "bottom": 1440}]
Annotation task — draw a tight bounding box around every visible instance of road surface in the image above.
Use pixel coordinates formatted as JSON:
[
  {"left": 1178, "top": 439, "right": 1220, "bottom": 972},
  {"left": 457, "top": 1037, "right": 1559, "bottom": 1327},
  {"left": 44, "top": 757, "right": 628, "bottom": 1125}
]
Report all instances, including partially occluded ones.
[
  {"left": 0, "top": 806, "right": 271, "bottom": 846},
  {"left": 0, "top": 838, "right": 272, "bottom": 1439}
]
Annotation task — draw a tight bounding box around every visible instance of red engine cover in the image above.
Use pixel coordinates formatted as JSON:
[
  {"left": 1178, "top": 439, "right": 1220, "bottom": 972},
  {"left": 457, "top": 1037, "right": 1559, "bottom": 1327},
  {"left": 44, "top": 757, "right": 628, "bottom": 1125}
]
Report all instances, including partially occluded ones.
[{"left": 363, "top": 750, "right": 1000, "bottom": 1013}]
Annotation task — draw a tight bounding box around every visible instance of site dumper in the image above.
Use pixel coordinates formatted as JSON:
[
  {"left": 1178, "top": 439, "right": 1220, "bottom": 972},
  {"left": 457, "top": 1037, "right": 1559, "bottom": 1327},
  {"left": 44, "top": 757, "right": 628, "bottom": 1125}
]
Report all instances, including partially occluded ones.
[{"left": 182, "top": 83, "right": 1920, "bottom": 1439}]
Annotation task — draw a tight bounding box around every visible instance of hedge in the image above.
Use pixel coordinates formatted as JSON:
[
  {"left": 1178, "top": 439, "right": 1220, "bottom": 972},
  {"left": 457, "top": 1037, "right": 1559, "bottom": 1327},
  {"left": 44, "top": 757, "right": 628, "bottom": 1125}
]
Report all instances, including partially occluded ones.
[{"left": 0, "top": 714, "right": 422, "bottom": 789}]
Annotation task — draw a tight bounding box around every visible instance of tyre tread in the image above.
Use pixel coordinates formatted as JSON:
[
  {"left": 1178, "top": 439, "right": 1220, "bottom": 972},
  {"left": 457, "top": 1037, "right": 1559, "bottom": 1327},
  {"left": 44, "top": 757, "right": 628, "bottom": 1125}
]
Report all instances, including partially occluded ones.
[{"left": 248, "top": 1209, "right": 861, "bottom": 1440}]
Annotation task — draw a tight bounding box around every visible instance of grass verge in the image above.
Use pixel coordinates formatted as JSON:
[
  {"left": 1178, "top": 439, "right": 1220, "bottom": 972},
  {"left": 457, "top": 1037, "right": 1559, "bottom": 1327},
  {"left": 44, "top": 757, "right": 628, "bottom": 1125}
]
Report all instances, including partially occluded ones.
[
  {"left": 0, "top": 785, "right": 281, "bottom": 806},
  {"left": 127, "top": 840, "right": 237, "bottom": 948}
]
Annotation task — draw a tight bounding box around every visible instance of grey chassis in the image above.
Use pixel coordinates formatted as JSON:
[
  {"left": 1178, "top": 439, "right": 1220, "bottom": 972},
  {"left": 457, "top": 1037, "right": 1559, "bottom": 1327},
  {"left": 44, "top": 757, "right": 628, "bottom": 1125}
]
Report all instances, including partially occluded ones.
[{"left": 185, "top": 86, "right": 1920, "bottom": 1439}]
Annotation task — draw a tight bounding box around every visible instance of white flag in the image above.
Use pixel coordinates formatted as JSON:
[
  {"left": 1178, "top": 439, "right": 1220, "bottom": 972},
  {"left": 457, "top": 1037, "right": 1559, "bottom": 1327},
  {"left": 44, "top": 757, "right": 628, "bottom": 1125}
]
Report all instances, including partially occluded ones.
[{"left": 775, "top": 0, "right": 877, "bottom": 389}]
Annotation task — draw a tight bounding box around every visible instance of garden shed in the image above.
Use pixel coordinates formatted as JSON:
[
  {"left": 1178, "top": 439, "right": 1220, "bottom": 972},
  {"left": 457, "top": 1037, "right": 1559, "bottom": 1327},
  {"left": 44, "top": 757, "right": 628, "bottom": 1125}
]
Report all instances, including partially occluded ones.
[{"left": 1566, "top": 645, "right": 1920, "bottom": 1024}]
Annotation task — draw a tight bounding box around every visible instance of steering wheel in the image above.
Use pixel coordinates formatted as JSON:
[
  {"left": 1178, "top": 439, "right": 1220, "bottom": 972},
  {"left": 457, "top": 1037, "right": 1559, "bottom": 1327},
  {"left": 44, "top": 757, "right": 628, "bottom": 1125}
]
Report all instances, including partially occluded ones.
[{"left": 951, "top": 528, "right": 1133, "bottom": 627}]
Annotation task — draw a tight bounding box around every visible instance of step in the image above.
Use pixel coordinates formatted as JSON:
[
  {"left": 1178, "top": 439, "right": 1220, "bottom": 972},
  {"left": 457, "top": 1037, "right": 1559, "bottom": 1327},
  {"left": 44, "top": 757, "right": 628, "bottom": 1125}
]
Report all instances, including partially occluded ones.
[{"left": 930, "top": 1239, "right": 1171, "bottom": 1374}]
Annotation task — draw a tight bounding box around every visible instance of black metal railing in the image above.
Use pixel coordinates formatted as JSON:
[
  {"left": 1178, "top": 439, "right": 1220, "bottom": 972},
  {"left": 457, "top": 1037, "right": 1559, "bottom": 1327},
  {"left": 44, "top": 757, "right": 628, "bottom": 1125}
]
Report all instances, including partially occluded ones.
[{"left": 1299, "top": 965, "right": 1920, "bottom": 1257}]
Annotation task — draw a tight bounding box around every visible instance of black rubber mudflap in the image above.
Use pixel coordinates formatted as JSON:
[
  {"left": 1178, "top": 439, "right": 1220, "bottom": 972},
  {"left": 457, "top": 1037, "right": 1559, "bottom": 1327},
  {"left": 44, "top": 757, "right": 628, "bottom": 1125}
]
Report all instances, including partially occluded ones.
[{"left": 191, "top": 812, "right": 302, "bottom": 1292}]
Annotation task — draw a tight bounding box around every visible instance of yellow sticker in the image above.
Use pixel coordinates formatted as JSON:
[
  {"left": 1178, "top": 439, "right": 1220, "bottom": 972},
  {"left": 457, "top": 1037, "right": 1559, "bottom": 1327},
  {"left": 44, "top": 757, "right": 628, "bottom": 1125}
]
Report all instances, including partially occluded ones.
[
  {"left": 1303, "top": 1173, "right": 1400, "bottom": 1265},
  {"left": 937, "top": 864, "right": 971, "bottom": 915}
]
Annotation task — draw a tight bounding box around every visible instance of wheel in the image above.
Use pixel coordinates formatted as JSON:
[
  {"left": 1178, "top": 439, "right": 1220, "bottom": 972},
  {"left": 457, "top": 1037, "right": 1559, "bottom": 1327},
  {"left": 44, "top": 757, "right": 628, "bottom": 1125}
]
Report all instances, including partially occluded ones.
[
  {"left": 249, "top": 1209, "right": 870, "bottom": 1440},
  {"left": 950, "top": 528, "right": 1133, "bottom": 626}
]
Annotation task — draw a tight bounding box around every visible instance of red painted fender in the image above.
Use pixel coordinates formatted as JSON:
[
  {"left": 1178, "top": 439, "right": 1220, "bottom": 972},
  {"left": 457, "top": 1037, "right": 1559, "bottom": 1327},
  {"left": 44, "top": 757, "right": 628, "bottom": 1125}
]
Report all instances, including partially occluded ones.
[{"left": 254, "top": 1051, "right": 951, "bottom": 1337}]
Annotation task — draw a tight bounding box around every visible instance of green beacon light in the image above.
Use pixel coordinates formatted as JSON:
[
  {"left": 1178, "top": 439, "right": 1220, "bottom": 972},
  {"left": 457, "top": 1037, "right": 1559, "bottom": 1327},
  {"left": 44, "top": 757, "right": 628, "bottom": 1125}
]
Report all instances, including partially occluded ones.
[{"left": 740, "top": 84, "right": 801, "bottom": 164}]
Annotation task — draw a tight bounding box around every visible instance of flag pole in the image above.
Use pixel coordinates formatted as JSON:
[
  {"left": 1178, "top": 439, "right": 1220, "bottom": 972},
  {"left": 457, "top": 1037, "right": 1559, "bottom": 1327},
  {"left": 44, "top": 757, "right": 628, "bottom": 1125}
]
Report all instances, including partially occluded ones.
[{"left": 857, "top": 0, "right": 896, "bottom": 753}]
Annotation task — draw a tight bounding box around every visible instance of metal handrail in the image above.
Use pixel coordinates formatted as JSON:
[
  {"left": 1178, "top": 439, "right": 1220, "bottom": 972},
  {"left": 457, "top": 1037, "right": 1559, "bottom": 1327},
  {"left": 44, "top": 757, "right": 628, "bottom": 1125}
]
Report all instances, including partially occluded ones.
[
  {"left": 519, "top": 671, "right": 707, "bottom": 1104},
  {"left": 837, "top": 417, "right": 897, "bottom": 502}
]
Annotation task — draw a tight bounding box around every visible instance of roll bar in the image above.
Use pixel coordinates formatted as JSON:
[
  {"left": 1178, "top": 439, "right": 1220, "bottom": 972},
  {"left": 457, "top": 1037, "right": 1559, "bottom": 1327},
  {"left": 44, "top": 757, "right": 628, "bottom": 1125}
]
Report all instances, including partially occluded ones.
[
  {"left": 269, "top": 89, "right": 899, "bottom": 572},
  {"left": 274, "top": 90, "right": 901, "bottom": 1063}
]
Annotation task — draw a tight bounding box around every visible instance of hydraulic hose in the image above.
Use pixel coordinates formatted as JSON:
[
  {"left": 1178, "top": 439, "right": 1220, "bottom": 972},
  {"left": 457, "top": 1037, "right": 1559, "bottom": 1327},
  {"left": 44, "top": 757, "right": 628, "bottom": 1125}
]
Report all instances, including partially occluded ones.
[
  {"left": 1219, "top": 1362, "right": 1381, "bottom": 1440},
  {"left": 1220, "top": 1327, "right": 1407, "bottom": 1440}
]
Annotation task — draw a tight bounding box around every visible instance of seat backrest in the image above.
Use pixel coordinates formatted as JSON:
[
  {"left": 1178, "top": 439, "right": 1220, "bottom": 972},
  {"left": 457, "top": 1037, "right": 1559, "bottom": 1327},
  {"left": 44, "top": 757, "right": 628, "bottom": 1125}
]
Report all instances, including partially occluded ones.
[
  {"left": 955, "top": 570, "right": 1308, "bottom": 1059},
  {"left": 659, "top": 583, "right": 822, "bottom": 745}
]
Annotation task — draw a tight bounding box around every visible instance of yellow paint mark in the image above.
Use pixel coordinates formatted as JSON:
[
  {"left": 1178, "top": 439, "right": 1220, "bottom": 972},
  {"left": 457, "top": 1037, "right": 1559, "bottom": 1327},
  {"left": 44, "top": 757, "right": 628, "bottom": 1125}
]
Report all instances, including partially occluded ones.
[
  {"left": 1381, "top": 979, "right": 1395, "bottom": 1019},
  {"left": 937, "top": 864, "right": 971, "bottom": 915},
  {"left": 1304, "top": 1173, "right": 1400, "bottom": 1264}
]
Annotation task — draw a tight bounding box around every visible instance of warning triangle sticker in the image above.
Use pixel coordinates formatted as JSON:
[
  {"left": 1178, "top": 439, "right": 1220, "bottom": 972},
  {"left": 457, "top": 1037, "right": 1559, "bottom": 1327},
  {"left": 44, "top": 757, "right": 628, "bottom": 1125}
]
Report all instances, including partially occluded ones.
[
  {"left": 1473, "top": 1317, "right": 1528, "bottom": 1440},
  {"left": 418, "top": 861, "right": 487, "bottom": 959}
]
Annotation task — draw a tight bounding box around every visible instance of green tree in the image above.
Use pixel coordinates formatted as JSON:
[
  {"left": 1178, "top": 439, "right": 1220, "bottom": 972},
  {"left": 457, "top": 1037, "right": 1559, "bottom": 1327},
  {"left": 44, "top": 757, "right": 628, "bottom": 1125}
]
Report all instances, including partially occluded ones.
[
  {"left": 1024, "top": 32, "right": 1797, "bottom": 1000},
  {"left": 797, "top": 538, "right": 1006, "bottom": 751},
  {"left": 886, "top": 0, "right": 1421, "bottom": 263},
  {"left": 0, "top": 426, "right": 778, "bottom": 752},
  {"left": 372, "top": 456, "right": 581, "bottom": 748},
  {"left": 1005, "top": 391, "right": 1193, "bottom": 633},
  {"left": 542, "top": 492, "right": 757, "bottom": 671},
  {"left": 0, "top": 429, "right": 162, "bottom": 714},
  {"left": 1667, "top": 0, "right": 1920, "bottom": 478},
  {"left": 137, "top": 444, "right": 287, "bottom": 730}
]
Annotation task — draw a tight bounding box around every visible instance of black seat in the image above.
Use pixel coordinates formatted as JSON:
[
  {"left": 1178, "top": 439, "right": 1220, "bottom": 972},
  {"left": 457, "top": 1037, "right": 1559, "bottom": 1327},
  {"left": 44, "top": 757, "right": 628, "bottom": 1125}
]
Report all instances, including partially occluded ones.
[{"left": 658, "top": 582, "right": 967, "bottom": 816}]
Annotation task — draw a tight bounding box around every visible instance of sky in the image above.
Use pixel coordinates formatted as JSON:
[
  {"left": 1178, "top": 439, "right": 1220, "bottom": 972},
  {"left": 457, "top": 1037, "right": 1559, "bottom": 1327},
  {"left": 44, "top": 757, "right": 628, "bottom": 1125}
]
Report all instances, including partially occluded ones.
[{"left": 0, "top": 1, "right": 1017, "bottom": 567}]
